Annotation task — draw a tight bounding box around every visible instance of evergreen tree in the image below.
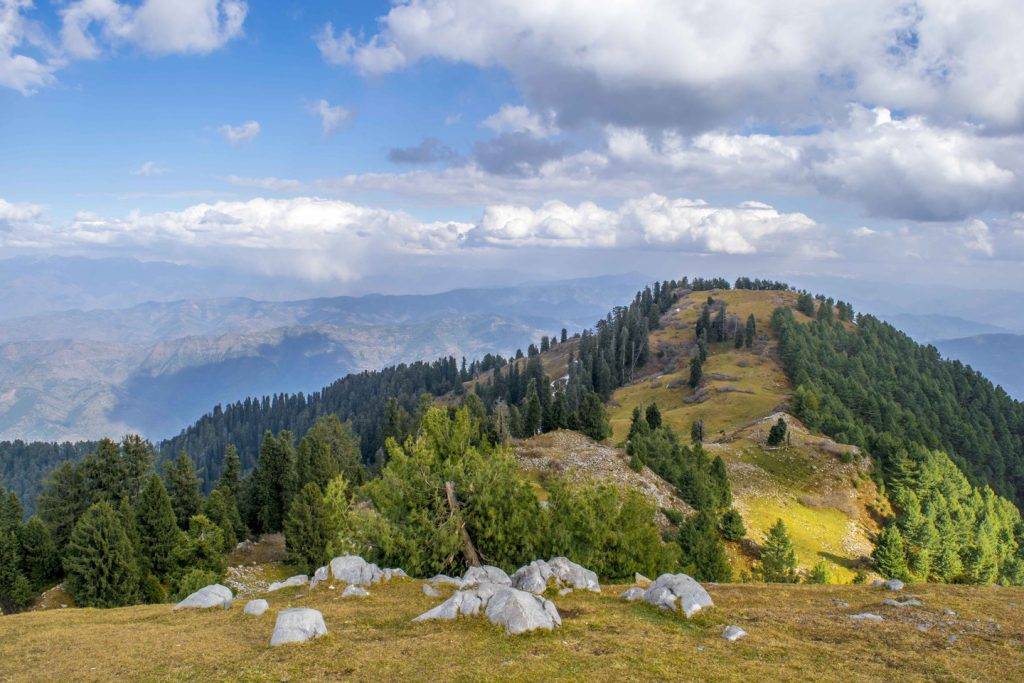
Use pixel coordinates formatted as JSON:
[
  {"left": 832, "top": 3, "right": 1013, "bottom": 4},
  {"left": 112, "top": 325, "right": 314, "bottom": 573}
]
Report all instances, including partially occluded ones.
[
  {"left": 678, "top": 511, "right": 731, "bottom": 582},
  {"left": 645, "top": 403, "right": 662, "bottom": 430},
  {"left": 689, "top": 356, "right": 703, "bottom": 388},
  {"left": 759, "top": 519, "right": 798, "bottom": 583},
  {"left": 218, "top": 445, "right": 242, "bottom": 500},
  {"left": 117, "top": 496, "right": 143, "bottom": 586},
  {"left": 135, "top": 475, "right": 181, "bottom": 580},
  {"left": 734, "top": 328, "right": 744, "bottom": 348},
  {"left": 720, "top": 508, "right": 746, "bottom": 541},
  {"left": 304, "top": 415, "right": 363, "bottom": 486},
  {"left": 171, "top": 514, "right": 227, "bottom": 585},
  {"left": 36, "top": 461, "right": 87, "bottom": 555},
  {"left": 578, "top": 391, "right": 611, "bottom": 441},
  {"left": 63, "top": 502, "right": 139, "bottom": 608},
  {"left": 18, "top": 516, "right": 58, "bottom": 589},
  {"left": 284, "top": 483, "right": 329, "bottom": 573},
  {"left": 523, "top": 379, "right": 542, "bottom": 436},
  {"left": 164, "top": 452, "right": 202, "bottom": 529},
  {"left": 203, "top": 488, "right": 240, "bottom": 551},
  {"left": 873, "top": 525, "right": 910, "bottom": 581},
  {"left": 806, "top": 561, "right": 831, "bottom": 584},
  {"left": 745, "top": 314, "right": 756, "bottom": 348},
  {"left": 0, "top": 528, "right": 32, "bottom": 613},
  {"left": 766, "top": 417, "right": 788, "bottom": 447},
  {"left": 252, "top": 431, "right": 298, "bottom": 533},
  {"left": 691, "top": 419, "right": 705, "bottom": 444}
]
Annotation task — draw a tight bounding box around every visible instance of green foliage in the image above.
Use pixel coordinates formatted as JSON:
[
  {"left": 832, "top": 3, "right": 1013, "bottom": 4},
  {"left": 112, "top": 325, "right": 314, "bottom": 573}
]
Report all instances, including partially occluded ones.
[
  {"left": 645, "top": 404, "right": 662, "bottom": 430},
  {"left": 759, "top": 519, "right": 798, "bottom": 583},
  {"left": 0, "top": 526, "right": 33, "bottom": 613},
  {"left": 171, "top": 515, "right": 226, "bottom": 589},
  {"left": 251, "top": 431, "right": 298, "bottom": 533},
  {"left": 806, "top": 561, "right": 832, "bottom": 584},
  {"left": 19, "top": 516, "right": 58, "bottom": 589},
  {"left": 302, "top": 415, "right": 364, "bottom": 487},
  {"left": 578, "top": 391, "right": 612, "bottom": 441},
  {"left": 678, "top": 511, "right": 732, "bottom": 582},
  {"left": 766, "top": 417, "right": 788, "bottom": 447},
  {"left": 0, "top": 440, "right": 95, "bottom": 518},
  {"left": 284, "top": 483, "right": 330, "bottom": 573},
  {"left": 164, "top": 451, "right": 202, "bottom": 529},
  {"left": 689, "top": 356, "right": 703, "bottom": 388},
  {"left": 140, "top": 573, "right": 167, "bottom": 604},
  {"left": 745, "top": 313, "right": 756, "bottom": 348},
  {"left": 720, "top": 508, "right": 746, "bottom": 541},
  {"left": 37, "top": 461, "right": 88, "bottom": 555},
  {"left": 63, "top": 502, "right": 139, "bottom": 608},
  {"left": 202, "top": 488, "right": 241, "bottom": 551},
  {"left": 218, "top": 445, "right": 242, "bottom": 500},
  {"left": 135, "top": 475, "right": 182, "bottom": 580},
  {"left": 322, "top": 476, "right": 357, "bottom": 558},
  {"left": 873, "top": 525, "right": 909, "bottom": 581},
  {"left": 171, "top": 568, "right": 222, "bottom": 602}
]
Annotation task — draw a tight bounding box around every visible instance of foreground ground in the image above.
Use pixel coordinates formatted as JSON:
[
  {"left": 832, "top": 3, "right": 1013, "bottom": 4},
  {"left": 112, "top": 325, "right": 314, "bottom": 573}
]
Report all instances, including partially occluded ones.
[{"left": 3, "top": 577, "right": 1023, "bottom": 682}]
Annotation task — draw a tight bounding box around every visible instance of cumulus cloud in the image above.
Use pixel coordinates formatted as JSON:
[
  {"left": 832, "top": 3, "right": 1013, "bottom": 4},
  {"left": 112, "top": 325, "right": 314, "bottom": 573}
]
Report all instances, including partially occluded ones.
[
  {"left": 325, "top": 0, "right": 1024, "bottom": 132},
  {"left": 219, "top": 120, "right": 260, "bottom": 144},
  {"left": 959, "top": 219, "right": 995, "bottom": 257},
  {"left": 1, "top": 0, "right": 61, "bottom": 94},
  {"left": 388, "top": 138, "right": 458, "bottom": 165},
  {"left": 307, "top": 99, "right": 351, "bottom": 135},
  {"left": 0, "top": 197, "right": 50, "bottom": 247},
  {"left": 483, "top": 105, "right": 558, "bottom": 138}
]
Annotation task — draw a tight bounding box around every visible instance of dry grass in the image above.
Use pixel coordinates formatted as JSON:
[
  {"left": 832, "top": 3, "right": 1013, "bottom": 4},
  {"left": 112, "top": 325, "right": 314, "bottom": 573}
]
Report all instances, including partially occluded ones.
[{"left": 3, "top": 578, "right": 1023, "bottom": 682}]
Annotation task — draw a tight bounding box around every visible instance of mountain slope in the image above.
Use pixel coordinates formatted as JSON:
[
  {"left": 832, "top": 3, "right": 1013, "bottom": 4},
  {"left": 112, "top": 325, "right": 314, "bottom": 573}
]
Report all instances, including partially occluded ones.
[{"left": 934, "top": 333, "right": 1024, "bottom": 400}]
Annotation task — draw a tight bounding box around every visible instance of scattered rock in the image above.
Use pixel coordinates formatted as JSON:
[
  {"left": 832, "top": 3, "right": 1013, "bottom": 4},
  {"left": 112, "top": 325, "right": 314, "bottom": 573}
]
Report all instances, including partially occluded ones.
[
  {"left": 882, "top": 598, "right": 923, "bottom": 608},
  {"left": 831, "top": 599, "right": 850, "bottom": 608},
  {"left": 174, "top": 584, "right": 233, "bottom": 610},
  {"left": 916, "top": 623, "right": 932, "bottom": 632},
  {"left": 330, "top": 555, "right": 383, "bottom": 586},
  {"left": 947, "top": 635, "right": 958, "bottom": 645},
  {"left": 244, "top": 599, "right": 268, "bottom": 616},
  {"left": 643, "top": 574, "right": 713, "bottom": 618},
  {"left": 429, "top": 574, "right": 465, "bottom": 588},
  {"left": 267, "top": 574, "right": 308, "bottom": 592},
  {"left": 722, "top": 625, "right": 747, "bottom": 642},
  {"left": 422, "top": 584, "right": 441, "bottom": 598},
  {"left": 849, "top": 613, "right": 884, "bottom": 622},
  {"left": 879, "top": 579, "right": 905, "bottom": 591},
  {"left": 270, "top": 608, "right": 328, "bottom": 647},
  {"left": 310, "top": 566, "right": 329, "bottom": 589},
  {"left": 944, "top": 609, "right": 957, "bottom": 617},
  {"left": 621, "top": 587, "right": 646, "bottom": 602},
  {"left": 634, "top": 573, "right": 651, "bottom": 587},
  {"left": 382, "top": 568, "right": 408, "bottom": 581},
  {"left": 413, "top": 583, "right": 560, "bottom": 635},
  {"left": 462, "top": 565, "right": 512, "bottom": 588},
  {"left": 342, "top": 585, "right": 369, "bottom": 598},
  {"left": 511, "top": 557, "right": 600, "bottom": 595}
]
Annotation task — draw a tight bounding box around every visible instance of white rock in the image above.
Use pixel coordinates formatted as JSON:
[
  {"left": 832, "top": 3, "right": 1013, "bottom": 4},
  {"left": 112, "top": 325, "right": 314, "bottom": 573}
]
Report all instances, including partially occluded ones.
[
  {"left": 244, "top": 599, "right": 268, "bottom": 616},
  {"left": 414, "top": 583, "right": 502, "bottom": 622},
  {"left": 849, "top": 612, "right": 884, "bottom": 622},
  {"left": 270, "top": 608, "right": 328, "bottom": 646},
  {"left": 621, "top": 587, "right": 646, "bottom": 602},
  {"left": 462, "top": 565, "right": 512, "bottom": 587},
  {"left": 722, "top": 625, "right": 747, "bottom": 642},
  {"left": 643, "top": 574, "right": 713, "bottom": 618},
  {"left": 330, "top": 555, "right": 383, "bottom": 586},
  {"left": 485, "top": 587, "right": 561, "bottom": 635},
  {"left": 429, "top": 574, "right": 465, "bottom": 588},
  {"left": 634, "top": 573, "right": 652, "bottom": 587},
  {"left": 382, "top": 567, "right": 409, "bottom": 581},
  {"left": 342, "top": 585, "right": 369, "bottom": 598},
  {"left": 310, "top": 566, "right": 329, "bottom": 589},
  {"left": 422, "top": 584, "right": 441, "bottom": 598},
  {"left": 881, "top": 579, "right": 905, "bottom": 591},
  {"left": 174, "top": 584, "right": 233, "bottom": 610},
  {"left": 510, "top": 557, "right": 600, "bottom": 595},
  {"left": 267, "top": 574, "right": 308, "bottom": 592}
]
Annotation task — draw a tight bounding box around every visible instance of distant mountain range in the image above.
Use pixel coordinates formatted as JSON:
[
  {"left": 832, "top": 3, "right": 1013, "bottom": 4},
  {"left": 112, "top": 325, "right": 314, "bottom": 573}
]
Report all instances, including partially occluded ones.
[
  {"left": 0, "top": 270, "right": 649, "bottom": 441},
  {"left": 933, "top": 334, "right": 1024, "bottom": 400}
]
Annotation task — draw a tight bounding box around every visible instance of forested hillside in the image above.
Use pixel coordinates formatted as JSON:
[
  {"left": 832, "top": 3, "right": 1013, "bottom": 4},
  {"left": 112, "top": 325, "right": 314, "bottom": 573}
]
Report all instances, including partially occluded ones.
[{"left": 0, "top": 442, "right": 97, "bottom": 516}]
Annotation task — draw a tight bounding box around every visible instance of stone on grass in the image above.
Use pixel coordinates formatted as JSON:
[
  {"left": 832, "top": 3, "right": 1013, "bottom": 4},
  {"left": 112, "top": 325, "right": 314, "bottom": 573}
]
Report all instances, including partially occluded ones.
[
  {"left": 422, "top": 583, "right": 441, "bottom": 598},
  {"left": 413, "top": 583, "right": 560, "bottom": 635},
  {"left": 881, "top": 579, "right": 904, "bottom": 591},
  {"left": 244, "top": 599, "right": 268, "bottom": 616},
  {"left": 174, "top": 584, "right": 233, "bottom": 610},
  {"left": 429, "top": 574, "right": 465, "bottom": 588},
  {"left": 849, "top": 612, "right": 884, "bottom": 622},
  {"left": 722, "top": 625, "right": 747, "bottom": 642},
  {"left": 462, "top": 565, "right": 512, "bottom": 587},
  {"left": 382, "top": 568, "right": 408, "bottom": 581},
  {"left": 342, "top": 585, "right": 369, "bottom": 598},
  {"left": 621, "top": 587, "right": 646, "bottom": 602},
  {"left": 558, "top": 587, "right": 573, "bottom": 596},
  {"left": 511, "top": 557, "right": 600, "bottom": 595},
  {"left": 634, "top": 573, "right": 652, "bottom": 587},
  {"left": 882, "top": 597, "right": 922, "bottom": 608},
  {"left": 310, "top": 566, "right": 329, "bottom": 589},
  {"left": 267, "top": 574, "right": 308, "bottom": 592},
  {"left": 643, "top": 574, "right": 713, "bottom": 618},
  {"left": 330, "top": 555, "right": 383, "bottom": 586},
  {"left": 270, "top": 608, "right": 327, "bottom": 647}
]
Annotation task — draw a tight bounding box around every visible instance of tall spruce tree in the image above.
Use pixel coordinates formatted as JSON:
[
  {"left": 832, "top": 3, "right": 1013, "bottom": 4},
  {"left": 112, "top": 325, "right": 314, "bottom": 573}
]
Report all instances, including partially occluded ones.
[
  {"left": 678, "top": 510, "right": 731, "bottom": 582},
  {"left": 135, "top": 474, "right": 182, "bottom": 580},
  {"left": 37, "top": 461, "right": 88, "bottom": 555},
  {"left": 63, "top": 502, "right": 139, "bottom": 608},
  {"left": 0, "top": 527, "right": 32, "bottom": 613},
  {"left": 19, "top": 516, "right": 58, "bottom": 589},
  {"left": 873, "top": 525, "right": 910, "bottom": 581},
  {"left": 578, "top": 391, "right": 611, "bottom": 441},
  {"left": 253, "top": 431, "right": 298, "bottom": 533},
  {"left": 283, "top": 482, "right": 329, "bottom": 573},
  {"left": 219, "top": 445, "right": 242, "bottom": 500},
  {"left": 164, "top": 452, "right": 203, "bottom": 529},
  {"left": 744, "top": 314, "right": 756, "bottom": 348},
  {"left": 759, "top": 519, "right": 798, "bottom": 583}
]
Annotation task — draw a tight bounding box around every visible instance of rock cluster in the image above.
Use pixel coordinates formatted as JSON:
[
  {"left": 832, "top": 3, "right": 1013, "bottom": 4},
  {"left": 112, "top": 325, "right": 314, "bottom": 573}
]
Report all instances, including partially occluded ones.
[
  {"left": 414, "top": 582, "right": 561, "bottom": 635},
  {"left": 511, "top": 557, "right": 600, "bottom": 594},
  {"left": 328, "top": 555, "right": 407, "bottom": 586},
  {"left": 643, "top": 573, "right": 714, "bottom": 618},
  {"left": 174, "top": 584, "right": 233, "bottom": 610},
  {"left": 428, "top": 565, "right": 512, "bottom": 590}
]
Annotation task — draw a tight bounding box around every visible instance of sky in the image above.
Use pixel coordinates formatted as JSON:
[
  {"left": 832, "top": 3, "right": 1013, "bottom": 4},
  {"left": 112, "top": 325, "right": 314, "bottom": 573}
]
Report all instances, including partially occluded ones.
[{"left": 2, "top": 0, "right": 1024, "bottom": 293}]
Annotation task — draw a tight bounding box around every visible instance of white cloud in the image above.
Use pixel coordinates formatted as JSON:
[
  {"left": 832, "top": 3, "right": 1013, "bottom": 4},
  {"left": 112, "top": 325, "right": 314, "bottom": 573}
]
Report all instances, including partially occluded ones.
[
  {"left": 326, "top": 0, "right": 1024, "bottom": 132},
  {"left": 307, "top": 99, "right": 352, "bottom": 136},
  {"left": 1, "top": 0, "right": 61, "bottom": 94},
  {"left": 219, "top": 120, "right": 260, "bottom": 145},
  {"left": 959, "top": 219, "right": 995, "bottom": 257},
  {"left": 483, "top": 105, "right": 558, "bottom": 138},
  {"left": 0, "top": 197, "right": 50, "bottom": 247},
  {"left": 131, "top": 161, "right": 167, "bottom": 177}
]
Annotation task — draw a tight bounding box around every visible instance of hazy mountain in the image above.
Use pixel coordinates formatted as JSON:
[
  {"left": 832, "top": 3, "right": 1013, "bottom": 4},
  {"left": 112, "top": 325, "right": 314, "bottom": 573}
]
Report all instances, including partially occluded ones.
[
  {"left": 0, "top": 273, "right": 650, "bottom": 441},
  {"left": 934, "top": 334, "right": 1024, "bottom": 400},
  {"left": 879, "top": 313, "right": 1010, "bottom": 343}
]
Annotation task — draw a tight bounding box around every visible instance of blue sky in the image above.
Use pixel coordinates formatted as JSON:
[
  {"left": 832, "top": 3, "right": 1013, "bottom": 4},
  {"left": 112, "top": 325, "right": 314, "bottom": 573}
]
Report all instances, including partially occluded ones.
[{"left": 2, "top": 1, "right": 1023, "bottom": 292}]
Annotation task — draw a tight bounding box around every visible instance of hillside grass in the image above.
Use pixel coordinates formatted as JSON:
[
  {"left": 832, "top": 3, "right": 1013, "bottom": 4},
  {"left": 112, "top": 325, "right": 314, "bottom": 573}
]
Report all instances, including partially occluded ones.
[{"left": 3, "top": 578, "right": 1023, "bottom": 681}]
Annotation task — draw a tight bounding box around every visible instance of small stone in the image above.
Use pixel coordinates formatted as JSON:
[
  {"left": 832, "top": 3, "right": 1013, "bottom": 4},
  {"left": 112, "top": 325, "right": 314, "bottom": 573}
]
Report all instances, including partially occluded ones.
[
  {"left": 916, "top": 623, "right": 932, "bottom": 632},
  {"left": 944, "top": 609, "right": 957, "bottom": 617},
  {"left": 722, "top": 625, "right": 747, "bottom": 642},
  {"left": 270, "top": 608, "right": 327, "bottom": 647},
  {"left": 244, "top": 599, "right": 269, "bottom": 616},
  {"left": 342, "top": 585, "right": 369, "bottom": 598},
  {"left": 620, "top": 587, "right": 646, "bottom": 602},
  {"left": 268, "top": 574, "right": 308, "bottom": 592},
  {"left": 831, "top": 599, "right": 850, "bottom": 608},
  {"left": 422, "top": 584, "right": 441, "bottom": 598},
  {"left": 849, "top": 613, "right": 884, "bottom": 622},
  {"left": 881, "top": 579, "right": 905, "bottom": 591},
  {"left": 947, "top": 635, "right": 958, "bottom": 644},
  {"left": 882, "top": 597, "right": 923, "bottom": 607}
]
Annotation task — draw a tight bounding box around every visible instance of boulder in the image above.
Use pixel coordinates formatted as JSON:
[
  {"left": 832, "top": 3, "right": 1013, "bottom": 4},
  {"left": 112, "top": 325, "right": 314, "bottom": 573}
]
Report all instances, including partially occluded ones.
[
  {"left": 413, "top": 583, "right": 560, "bottom": 635},
  {"left": 621, "top": 587, "right": 646, "bottom": 602},
  {"left": 462, "top": 565, "right": 512, "bottom": 587},
  {"left": 244, "top": 599, "right": 268, "bottom": 616},
  {"left": 342, "top": 585, "right": 369, "bottom": 598},
  {"left": 310, "top": 566, "right": 329, "bottom": 589},
  {"left": 722, "top": 625, "right": 747, "bottom": 642},
  {"left": 634, "top": 573, "right": 652, "bottom": 587},
  {"left": 643, "top": 574, "right": 713, "bottom": 618},
  {"left": 382, "top": 568, "right": 409, "bottom": 581},
  {"left": 429, "top": 574, "right": 465, "bottom": 588},
  {"left": 422, "top": 584, "right": 441, "bottom": 598},
  {"left": 268, "top": 574, "right": 308, "bottom": 592},
  {"left": 880, "top": 579, "right": 904, "bottom": 591},
  {"left": 510, "top": 557, "right": 600, "bottom": 595},
  {"left": 330, "top": 555, "right": 383, "bottom": 586},
  {"left": 270, "top": 608, "right": 328, "bottom": 647},
  {"left": 174, "top": 584, "right": 233, "bottom": 610}
]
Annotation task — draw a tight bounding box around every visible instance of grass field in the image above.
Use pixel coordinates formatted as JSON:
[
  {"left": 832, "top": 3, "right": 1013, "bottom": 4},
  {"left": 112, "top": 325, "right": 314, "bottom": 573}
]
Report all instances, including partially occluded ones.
[{"left": 3, "top": 577, "right": 1022, "bottom": 681}]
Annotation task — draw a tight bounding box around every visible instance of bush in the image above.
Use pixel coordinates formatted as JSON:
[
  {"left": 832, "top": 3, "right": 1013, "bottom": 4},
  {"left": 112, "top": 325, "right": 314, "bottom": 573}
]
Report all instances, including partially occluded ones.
[
  {"left": 140, "top": 573, "right": 167, "bottom": 604},
  {"left": 171, "top": 568, "right": 221, "bottom": 601},
  {"left": 806, "top": 560, "right": 831, "bottom": 584}
]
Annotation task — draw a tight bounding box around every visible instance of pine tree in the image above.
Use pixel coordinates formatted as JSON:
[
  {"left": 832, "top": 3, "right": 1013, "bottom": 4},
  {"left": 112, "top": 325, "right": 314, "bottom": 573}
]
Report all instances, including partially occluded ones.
[
  {"left": 645, "top": 403, "right": 662, "bottom": 430},
  {"left": 523, "top": 379, "right": 542, "bottom": 436},
  {"left": 873, "top": 525, "right": 909, "bottom": 581},
  {"left": 766, "top": 417, "right": 788, "bottom": 446},
  {"left": 203, "top": 488, "right": 240, "bottom": 551},
  {"left": 578, "top": 391, "right": 611, "bottom": 441},
  {"left": 284, "top": 483, "right": 329, "bottom": 573},
  {"left": 745, "top": 314, "right": 756, "bottom": 348},
  {"left": 305, "top": 415, "right": 364, "bottom": 486},
  {"left": 164, "top": 452, "right": 202, "bottom": 529},
  {"left": 253, "top": 432, "right": 298, "bottom": 533},
  {"left": 0, "top": 528, "right": 32, "bottom": 613},
  {"left": 63, "top": 502, "right": 139, "bottom": 608},
  {"left": 219, "top": 445, "right": 242, "bottom": 500},
  {"left": 806, "top": 561, "right": 831, "bottom": 584},
  {"left": 18, "top": 516, "right": 58, "bottom": 589},
  {"left": 117, "top": 496, "right": 143, "bottom": 585},
  {"left": 691, "top": 419, "right": 705, "bottom": 444},
  {"left": 720, "top": 508, "right": 746, "bottom": 541},
  {"left": 689, "top": 356, "right": 703, "bottom": 388},
  {"left": 135, "top": 475, "right": 181, "bottom": 580},
  {"left": 171, "top": 514, "right": 226, "bottom": 584},
  {"left": 678, "top": 511, "right": 731, "bottom": 582},
  {"left": 759, "top": 519, "right": 798, "bottom": 583},
  {"left": 734, "top": 328, "right": 744, "bottom": 348},
  {"left": 37, "top": 461, "right": 87, "bottom": 554}
]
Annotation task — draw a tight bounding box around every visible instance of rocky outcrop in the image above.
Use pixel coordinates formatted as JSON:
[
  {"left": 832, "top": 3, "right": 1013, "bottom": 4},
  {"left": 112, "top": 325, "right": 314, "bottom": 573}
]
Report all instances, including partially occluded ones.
[
  {"left": 328, "top": 555, "right": 407, "bottom": 586},
  {"left": 174, "top": 584, "right": 233, "bottom": 610},
  {"left": 462, "top": 565, "right": 512, "bottom": 587},
  {"left": 643, "top": 574, "right": 713, "bottom": 618},
  {"left": 511, "top": 557, "right": 600, "bottom": 595},
  {"left": 413, "top": 583, "right": 560, "bottom": 635}
]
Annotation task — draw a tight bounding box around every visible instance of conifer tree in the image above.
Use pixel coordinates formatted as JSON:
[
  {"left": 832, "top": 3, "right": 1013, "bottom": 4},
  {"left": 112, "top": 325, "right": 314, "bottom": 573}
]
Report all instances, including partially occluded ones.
[
  {"left": 523, "top": 379, "right": 542, "bottom": 436},
  {"left": 64, "top": 502, "right": 139, "bottom": 608},
  {"left": 766, "top": 417, "right": 788, "bottom": 446},
  {"left": 253, "top": 432, "right": 298, "bottom": 533},
  {"left": 578, "top": 391, "right": 611, "bottom": 441},
  {"left": 678, "top": 511, "right": 731, "bottom": 582},
  {"left": 873, "top": 525, "right": 910, "bottom": 581},
  {"left": 203, "top": 488, "right": 240, "bottom": 551},
  {"left": 734, "top": 328, "right": 744, "bottom": 348},
  {"left": 284, "top": 483, "right": 329, "bottom": 573},
  {"left": 164, "top": 452, "right": 202, "bottom": 529},
  {"left": 759, "top": 519, "right": 798, "bottom": 583},
  {"left": 117, "top": 496, "right": 143, "bottom": 585},
  {"left": 745, "top": 314, "right": 756, "bottom": 348},
  {"left": 691, "top": 419, "right": 705, "bottom": 444},
  {"left": 135, "top": 475, "right": 181, "bottom": 580},
  {"left": 37, "top": 461, "right": 87, "bottom": 554},
  {"left": 19, "top": 516, "right": 58, "bottom": 589},
  {"left": 305, "top": 415, "right": 363, "bottom": 486},
  {"left": 689, "top": 356, "right": 703, "bottom": 388},
  {"left": 219, "top": 445, "right": 242, "bottom": 500},
  {"left": 171, "top": 514, "right": 226, "bottom": 583},
  {"left": 645, "top": 403, "right": 662, "bottom": 430},
  {"left": 720, "top": 508, "right": 746, "bottom": 541},
  {"left": 0, "top": 528, "right": 32, "bottom": 613}
]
